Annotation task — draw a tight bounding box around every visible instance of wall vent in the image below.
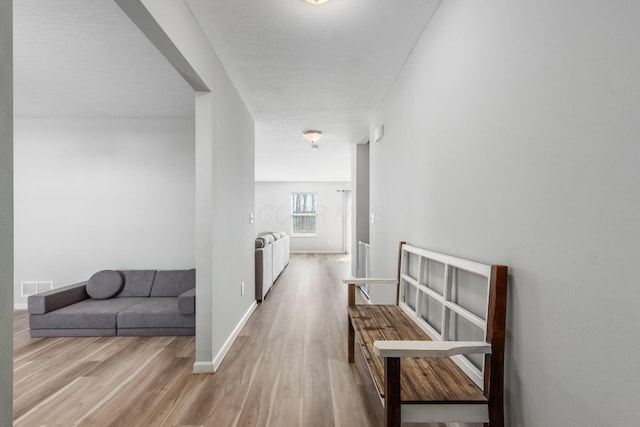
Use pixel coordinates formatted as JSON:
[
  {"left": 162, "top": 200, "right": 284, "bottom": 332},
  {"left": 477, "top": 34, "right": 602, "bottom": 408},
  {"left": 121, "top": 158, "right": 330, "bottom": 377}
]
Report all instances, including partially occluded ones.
[{"left": 21, "top": 281, "right": 53, "bottom": 297}]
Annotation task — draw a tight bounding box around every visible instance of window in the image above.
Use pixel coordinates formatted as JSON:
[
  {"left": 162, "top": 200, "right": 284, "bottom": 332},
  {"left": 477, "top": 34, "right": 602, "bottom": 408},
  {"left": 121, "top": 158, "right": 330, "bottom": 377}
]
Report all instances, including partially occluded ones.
[{"left": 291, "top": 193, "right": 317, "bottom": 235}]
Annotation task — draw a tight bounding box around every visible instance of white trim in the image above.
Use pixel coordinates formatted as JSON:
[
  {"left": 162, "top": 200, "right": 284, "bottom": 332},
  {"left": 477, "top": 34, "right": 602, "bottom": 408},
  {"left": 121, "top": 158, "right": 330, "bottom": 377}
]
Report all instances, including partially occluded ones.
[
  {"left": 14, "top": 303, "right": 28, "bottom": 311},
  {"left": 444, "top": 300, "right": 485, "bottom": 329},
  {"left": 212, "top": 301, "right": 258, "bottom": 371},
  {"left": 403, "top": 244, "right": 492, "bottom": 277},
  {"left": 398, "top": 243, "right": 494, "bottom": 389},
  {"left": 291, "top": 192, "right": 318, "bottom": 235},
  {"left": 374, "top": 340, "right": 491, "bottom": 358},
  {"left": 191, "top": 302, "right": 258, "bottom": 374},
  {"left": 290, "top": 250, "right": 345, "bottom": 254},
  {"left": 290, "top": 233, "right": 318, "bottom": 238},
  {"left": 192, "top": 361, "right": 215, "bottom": 374},
  {"left": 342, "top": 278, "right": 397, "bottom": 285}
]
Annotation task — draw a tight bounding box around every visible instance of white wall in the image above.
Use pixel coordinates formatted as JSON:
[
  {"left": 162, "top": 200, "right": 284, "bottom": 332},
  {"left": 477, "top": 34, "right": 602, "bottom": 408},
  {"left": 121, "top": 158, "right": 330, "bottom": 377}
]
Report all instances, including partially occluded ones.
[
  {"left": 255, "top": 132, "right": 352, "bottom": 182},
  {"left": 13, "top": 118, "right": 195, "bottom": 307},
  {"left": 255, "top": 182, "right": 350, "bottom": 253},
  {"left": 370, "top": 1, "right": 640, "bottom": 425},
  {"left": 210, "top": 88, "right": 255, "bottom": 360},
  {"left": 0, "top": 1, "right": 13, "bottom": 423},
  {"left": 117, "top": 0, "right": 257, "bottom": 371},
  {"left": 350, "top": 143, "right": 369, "bottom": 275}
]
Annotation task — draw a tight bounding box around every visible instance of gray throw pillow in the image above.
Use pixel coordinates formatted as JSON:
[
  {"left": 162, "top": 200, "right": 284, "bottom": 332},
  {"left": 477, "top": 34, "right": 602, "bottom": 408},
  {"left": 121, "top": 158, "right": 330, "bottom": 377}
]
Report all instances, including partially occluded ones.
[
  {"left": 86, "top": 270, "right": 124, "bottom": 299},
  {"left": 177, "top": 269, "right": 196, "bottom": 294}
]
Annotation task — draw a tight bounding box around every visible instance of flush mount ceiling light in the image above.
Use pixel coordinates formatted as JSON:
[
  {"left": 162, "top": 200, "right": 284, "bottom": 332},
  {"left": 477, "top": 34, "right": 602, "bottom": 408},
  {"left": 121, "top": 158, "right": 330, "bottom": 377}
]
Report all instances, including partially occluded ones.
[
  {"left": 303, "top": 130, "right": 323, "bottom": 143},
  {"left": 304, "top": 0, "right": 329, "bottom": 4}
]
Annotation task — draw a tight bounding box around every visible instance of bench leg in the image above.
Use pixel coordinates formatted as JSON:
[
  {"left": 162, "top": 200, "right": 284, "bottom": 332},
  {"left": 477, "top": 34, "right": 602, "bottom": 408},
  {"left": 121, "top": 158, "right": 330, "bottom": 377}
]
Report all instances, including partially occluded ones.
[
  {"left": 348, "top": 319, "right": 355, "bottom": 363},
  {"left": 384, "top": 357, "right": 401, "bottom": 427},
  {"left": 485, "top": 382, "right": 504, "bottom": 427},
  {"left": 348, "top": 283, "right": 356, "bottom": 364},
  {"left": 485, "top": 407, "right": 504, "bottom": 427}
]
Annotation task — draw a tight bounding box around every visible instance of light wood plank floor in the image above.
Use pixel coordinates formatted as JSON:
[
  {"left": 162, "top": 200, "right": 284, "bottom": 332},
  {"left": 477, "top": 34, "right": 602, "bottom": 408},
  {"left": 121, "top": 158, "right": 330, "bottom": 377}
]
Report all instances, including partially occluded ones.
[{"left": 14, "top": 254, "right": 451, "bottom": 426}]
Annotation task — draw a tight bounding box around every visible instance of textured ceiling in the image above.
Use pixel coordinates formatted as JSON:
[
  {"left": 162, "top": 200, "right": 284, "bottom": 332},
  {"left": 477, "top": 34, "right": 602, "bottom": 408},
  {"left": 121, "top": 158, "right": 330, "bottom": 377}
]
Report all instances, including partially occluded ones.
[
  {"left": 13, "top": 0, "right": 194, "bottom": 118},
  {"left": 186, "top": 0, "right": 440, "bottom": 122},
  {"left": 14, "top": 0, "right": 441, "bottom": 180},
  {"left": 185, "top": 0, "right": 441, "bottom": 180}
]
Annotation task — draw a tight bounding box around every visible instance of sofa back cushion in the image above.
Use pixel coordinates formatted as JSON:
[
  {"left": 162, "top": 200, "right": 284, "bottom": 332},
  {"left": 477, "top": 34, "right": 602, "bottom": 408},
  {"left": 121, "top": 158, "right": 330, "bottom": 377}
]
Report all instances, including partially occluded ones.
[
  {"left": 260, "top": 234, "right": 274, "bottom": 245},
  {"left": 177, "top": 269, "right": 196, "bottom": 294},
  {"left": 150, "top": 270, "right": 184, "bottom": 297},
  {"left": 86, "top": 270, "right": 123, "bottom": 300},
  {"left": 116, "top": 270, "right": 157, "bottom": 297}
]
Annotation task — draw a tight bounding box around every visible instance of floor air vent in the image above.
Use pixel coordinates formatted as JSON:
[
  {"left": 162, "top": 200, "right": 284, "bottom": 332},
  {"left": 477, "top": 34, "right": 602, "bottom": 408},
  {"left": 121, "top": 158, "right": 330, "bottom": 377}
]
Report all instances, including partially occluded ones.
[{"left": 21, "top": 281, "right": 53, "bottom": 297}]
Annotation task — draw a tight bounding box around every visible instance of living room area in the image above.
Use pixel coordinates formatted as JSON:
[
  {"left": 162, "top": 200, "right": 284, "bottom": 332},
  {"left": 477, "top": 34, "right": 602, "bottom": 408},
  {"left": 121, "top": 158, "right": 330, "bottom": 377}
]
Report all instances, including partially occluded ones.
[
  {"left": 3, "top": 0, "right": 640, "bottom": 426},
  {"left": 7, "top": 0, "right": 378, "bottom": 423}
]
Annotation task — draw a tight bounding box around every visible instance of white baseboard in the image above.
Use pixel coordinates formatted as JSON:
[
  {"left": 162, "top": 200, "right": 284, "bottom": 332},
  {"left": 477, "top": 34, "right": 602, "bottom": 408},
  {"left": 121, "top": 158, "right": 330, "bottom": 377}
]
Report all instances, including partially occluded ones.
[
  {"left": 213, "top": 301, "right": 257, "bottom": 371},
  {"left": 14, "top": 303, "right": 27, "bottom": 311},
  {"left": 192, "top": 361, "right": 215, "bottom": 374},
  {"left": 191, "top": 301, "right": 258, "bottom": 374}
]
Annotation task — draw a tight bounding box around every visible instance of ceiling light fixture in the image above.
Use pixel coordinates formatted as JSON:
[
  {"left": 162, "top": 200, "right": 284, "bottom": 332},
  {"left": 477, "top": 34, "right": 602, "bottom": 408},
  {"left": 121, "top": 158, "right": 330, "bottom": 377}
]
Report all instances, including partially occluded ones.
[
  {"left": 303, "top": 130, "right": 323, "bottom": 143},
  {"left": 304, "top": 0, "right": 329, "bottom": 4}
]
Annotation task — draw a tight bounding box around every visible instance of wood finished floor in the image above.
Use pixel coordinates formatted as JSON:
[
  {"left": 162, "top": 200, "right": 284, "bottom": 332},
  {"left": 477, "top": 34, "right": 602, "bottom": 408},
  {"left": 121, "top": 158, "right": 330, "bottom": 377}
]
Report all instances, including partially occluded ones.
[{"left": 13, "top": 254, "right": 454, "bottom": 427}]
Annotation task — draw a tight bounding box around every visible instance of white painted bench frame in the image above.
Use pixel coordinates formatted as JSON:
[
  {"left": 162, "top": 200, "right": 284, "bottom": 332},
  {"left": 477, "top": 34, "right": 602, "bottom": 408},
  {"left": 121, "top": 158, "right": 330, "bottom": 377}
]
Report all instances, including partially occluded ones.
[{"left": 345, "top": 242, "right": 508, "bottom": 426}]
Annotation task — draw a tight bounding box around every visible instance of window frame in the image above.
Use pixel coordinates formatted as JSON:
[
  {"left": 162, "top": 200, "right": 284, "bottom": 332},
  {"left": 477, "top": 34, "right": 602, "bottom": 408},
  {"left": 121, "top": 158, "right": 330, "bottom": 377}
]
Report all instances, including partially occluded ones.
[{"left": 291, "top": 192, "right": 318, "bottom": 237}]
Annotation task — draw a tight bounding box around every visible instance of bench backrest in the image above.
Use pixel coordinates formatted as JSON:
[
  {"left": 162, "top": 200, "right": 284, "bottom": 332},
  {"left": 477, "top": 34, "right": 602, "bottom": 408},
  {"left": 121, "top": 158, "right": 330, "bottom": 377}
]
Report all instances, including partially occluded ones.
[{"left": 396, "top": 242, "right": 508, "bottom": 404}]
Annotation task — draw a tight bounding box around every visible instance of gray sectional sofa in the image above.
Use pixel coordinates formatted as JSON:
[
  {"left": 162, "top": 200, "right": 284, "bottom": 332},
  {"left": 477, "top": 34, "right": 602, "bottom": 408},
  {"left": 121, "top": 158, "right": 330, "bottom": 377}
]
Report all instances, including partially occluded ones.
[
  {"left": 255, "top": 231, "right": 290, "bottom": 301},
  {"left": 28, "top": 269, "right": 195, "bottom": 337}
]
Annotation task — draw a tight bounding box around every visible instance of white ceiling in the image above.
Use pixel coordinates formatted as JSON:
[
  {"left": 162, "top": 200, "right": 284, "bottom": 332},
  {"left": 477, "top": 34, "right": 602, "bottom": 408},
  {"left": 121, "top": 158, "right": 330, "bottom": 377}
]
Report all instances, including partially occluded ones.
[
  {"left": 13, "top": 0, "right": 441, "bottom": 180},
  {"left": 13, "top": 0, "right": 194, "bottom": 118},
  {"left": 186, "top": 0, "right": 441, "bottom": 180}
]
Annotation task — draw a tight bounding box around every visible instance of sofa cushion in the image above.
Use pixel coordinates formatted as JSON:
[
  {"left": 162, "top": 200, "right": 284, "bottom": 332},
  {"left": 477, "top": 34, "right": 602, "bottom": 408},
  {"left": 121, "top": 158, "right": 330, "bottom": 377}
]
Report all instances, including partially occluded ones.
[
  {"left": 177, "top": 269, "right": 195, "bottom": 294},
  {"left": 31, "top": 328, "right": 116, "bottom": 337},
  {"left": 28, "top": 281, "right": 89, "bottom": 314},
  {"left": 260, "top": 234, "right": 274, "bottom": 244},
  {"left": 117, "top": 270, "right": 157, "bottom": 297},
  {"left": 29, "top": 298, "right": 147, "bottom": 330},
  {"left": 117, "top": 298, "right": 195, "bottom": 329},
  {"left": 177, "top": 288, "right": 196, "bottom": 315},
  {"left": 150, "top": 270, "right": 184, "bottom": 297},
  {"left": 86, "top": 270, "right": 123, "bottom": 300},
  {"left": 117, "top": 328, "right": 194, "bottom": 336}
]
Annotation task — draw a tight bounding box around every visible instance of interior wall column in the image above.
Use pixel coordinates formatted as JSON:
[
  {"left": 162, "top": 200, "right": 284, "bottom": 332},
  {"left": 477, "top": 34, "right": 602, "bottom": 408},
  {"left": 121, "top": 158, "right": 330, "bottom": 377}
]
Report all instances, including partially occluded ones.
[
  {"left": 0, "top": 0, "right": 14, "bottom": 423},
  {"left": 115, "top": 0, "right": 255, "bottom": 372},
  {"left": 194, "top": 92, "right": 215, "bottom": 371}
]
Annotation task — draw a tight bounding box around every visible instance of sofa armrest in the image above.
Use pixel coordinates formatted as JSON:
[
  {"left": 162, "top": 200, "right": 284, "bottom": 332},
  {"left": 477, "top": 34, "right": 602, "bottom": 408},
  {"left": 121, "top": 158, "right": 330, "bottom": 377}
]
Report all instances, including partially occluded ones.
[
  {"left": 28, "top": 281, "right": 89, "bottom": 314},
  {"left": 177, "top": 288, "right": 196, "bottom": 315}
]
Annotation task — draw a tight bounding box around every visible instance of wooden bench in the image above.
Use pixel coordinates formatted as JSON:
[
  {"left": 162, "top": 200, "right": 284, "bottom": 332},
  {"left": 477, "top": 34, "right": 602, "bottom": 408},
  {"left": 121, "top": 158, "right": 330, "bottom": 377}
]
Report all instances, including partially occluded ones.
[{"left": 345, "top": 242, "right": 508, "bottom": 427}]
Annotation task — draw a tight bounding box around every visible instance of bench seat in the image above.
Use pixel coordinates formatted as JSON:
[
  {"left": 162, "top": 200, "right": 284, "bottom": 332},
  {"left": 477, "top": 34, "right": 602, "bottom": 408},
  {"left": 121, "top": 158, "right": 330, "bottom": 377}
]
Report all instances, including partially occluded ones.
[{"left": 349, "top": 305, "right": 487, "bottom": 404}]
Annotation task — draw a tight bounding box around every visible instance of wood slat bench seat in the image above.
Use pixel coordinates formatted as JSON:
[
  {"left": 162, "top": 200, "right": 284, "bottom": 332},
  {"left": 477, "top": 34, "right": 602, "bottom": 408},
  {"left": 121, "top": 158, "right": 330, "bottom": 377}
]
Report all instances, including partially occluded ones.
[
  {"left": 345, "top": 242, "right": 508, "bottom": 427},
  {"left": 348, "top": 305, "right": 487, "bottom": 404}
]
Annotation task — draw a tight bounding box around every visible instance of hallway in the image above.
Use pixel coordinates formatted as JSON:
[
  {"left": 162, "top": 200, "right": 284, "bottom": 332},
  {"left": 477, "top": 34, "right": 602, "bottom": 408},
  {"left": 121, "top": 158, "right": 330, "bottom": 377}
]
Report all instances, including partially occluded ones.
[{"left": 186, "top": 253, "right": 384, "bottom": 426}]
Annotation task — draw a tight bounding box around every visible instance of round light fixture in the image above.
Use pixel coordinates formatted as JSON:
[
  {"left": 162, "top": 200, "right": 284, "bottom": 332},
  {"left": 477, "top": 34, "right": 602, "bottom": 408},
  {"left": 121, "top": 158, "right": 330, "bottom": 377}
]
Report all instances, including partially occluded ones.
[
  {"left": 303, "top": 130, "right": 323, "bottom": 143},
  {"left": 305, "top": 0, "right": 329, "bottom": 4}
]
